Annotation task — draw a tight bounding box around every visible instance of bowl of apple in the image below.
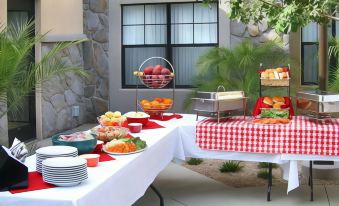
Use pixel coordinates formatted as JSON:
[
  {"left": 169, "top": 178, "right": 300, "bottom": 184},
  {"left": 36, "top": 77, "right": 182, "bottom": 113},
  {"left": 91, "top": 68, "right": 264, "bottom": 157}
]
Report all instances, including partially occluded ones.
[{"left": 134, "top": 64, "right": 174, "bottom": 89}]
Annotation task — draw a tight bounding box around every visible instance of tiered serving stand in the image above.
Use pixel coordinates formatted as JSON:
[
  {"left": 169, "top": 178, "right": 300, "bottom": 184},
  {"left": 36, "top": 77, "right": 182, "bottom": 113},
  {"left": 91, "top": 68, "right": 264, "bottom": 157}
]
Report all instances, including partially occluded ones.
[
  {"left": 258, "top": 63, "right": 291, "bottom": 201},
  {"left": 133, "top": 57, "right": 175, "bottom": 119}
]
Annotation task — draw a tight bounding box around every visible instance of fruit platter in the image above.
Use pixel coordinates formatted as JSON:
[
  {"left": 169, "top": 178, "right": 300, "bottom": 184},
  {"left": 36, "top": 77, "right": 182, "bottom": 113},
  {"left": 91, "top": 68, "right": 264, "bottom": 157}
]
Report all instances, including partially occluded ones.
[
  {"left": 98, "top": 111, "right": 126, "bottom": 126},
  {"left": 91, "top": 126, "right": 130, "bottom": 142},
  {"left": 103, "top": 137, "right": 147, "bottom": 155},
  {"left": 139, "top": 97, "right": 173, "bottom": 114},
  {"left": 134, "top": 64, "right": 174, "bottom": 89}
]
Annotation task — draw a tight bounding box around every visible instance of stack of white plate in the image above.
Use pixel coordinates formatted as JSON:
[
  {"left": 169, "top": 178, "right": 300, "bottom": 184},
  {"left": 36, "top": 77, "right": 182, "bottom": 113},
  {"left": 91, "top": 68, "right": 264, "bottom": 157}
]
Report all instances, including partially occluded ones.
[
  {"left": 42, "top": 157, "right": 88, "bottom": 187},
  {"left": 36, "top": 146, "right": 78, "bottom": 173}
]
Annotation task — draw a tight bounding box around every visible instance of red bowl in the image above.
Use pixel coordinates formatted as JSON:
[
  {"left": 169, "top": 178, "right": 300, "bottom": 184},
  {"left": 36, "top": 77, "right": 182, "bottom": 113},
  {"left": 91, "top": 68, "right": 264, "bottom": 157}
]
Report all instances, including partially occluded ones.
[
  {"left": 128, "top": 123, "right": 142, "bottom": 133},
  {"left": 126, "top": 116, "right": 149, "bottom": 126}
]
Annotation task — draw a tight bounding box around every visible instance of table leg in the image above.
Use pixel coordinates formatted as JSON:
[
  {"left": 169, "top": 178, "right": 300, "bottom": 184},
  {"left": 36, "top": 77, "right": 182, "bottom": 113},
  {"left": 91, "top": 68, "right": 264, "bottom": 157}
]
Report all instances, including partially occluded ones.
[
  {"left": 267, "top": 163, "right": 272, "bottom": 201},
  {"left": 309, "top": 161, "right": 314, "bottom": 201},
  {"left": 150, "top": 184, "right": 164, "bottom": 206}
]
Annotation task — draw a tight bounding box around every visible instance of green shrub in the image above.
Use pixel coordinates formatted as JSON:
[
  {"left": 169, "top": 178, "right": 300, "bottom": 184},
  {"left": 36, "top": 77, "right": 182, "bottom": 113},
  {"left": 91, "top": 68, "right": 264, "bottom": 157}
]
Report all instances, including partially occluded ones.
[
  {"left": 258, "top": 162, "right": 278, "bottom": 169},
  {"left": 187, "top": 158, "right": 203, "bottom": 165},
  {"left": 219, "top": 161, "right": 243, "bottom": 173}
]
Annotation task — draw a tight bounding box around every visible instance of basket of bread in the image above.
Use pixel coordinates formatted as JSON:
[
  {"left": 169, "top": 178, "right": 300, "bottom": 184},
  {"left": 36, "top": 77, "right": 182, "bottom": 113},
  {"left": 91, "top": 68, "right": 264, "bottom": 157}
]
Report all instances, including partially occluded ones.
[
  {"left": 252, "top": 96, "right": 294, "bottom": 124},
  {"left": 259, "top": 67, "right": 290, "bottom": 87}
]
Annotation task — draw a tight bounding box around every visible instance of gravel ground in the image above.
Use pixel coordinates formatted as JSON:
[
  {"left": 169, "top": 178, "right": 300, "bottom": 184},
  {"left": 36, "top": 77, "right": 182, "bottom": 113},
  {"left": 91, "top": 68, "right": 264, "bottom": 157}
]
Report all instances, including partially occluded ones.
[{"left": 183, "top": 159, "right": 339, "bottom": 188}]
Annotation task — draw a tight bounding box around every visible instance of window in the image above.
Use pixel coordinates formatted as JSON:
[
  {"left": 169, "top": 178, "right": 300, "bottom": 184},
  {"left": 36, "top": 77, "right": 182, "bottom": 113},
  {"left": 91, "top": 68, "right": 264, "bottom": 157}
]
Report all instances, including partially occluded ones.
[
  {"left": 301, "top": 13, "right": 339, "bottom": 85},
  {"left": 122, "top": 2, "right": 218, "bottom": 88}
]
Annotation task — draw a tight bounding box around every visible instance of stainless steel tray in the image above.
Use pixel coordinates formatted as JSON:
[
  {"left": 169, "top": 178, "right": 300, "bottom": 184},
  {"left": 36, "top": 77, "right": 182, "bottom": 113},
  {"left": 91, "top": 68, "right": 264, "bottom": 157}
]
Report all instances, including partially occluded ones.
[
  {"left": 192, "top": 97, "right": 246, "bottom": 112},
  {"left": 296, "top": 90, "right": 339, "bottom": 114},
  {"left": 297, "top": 91, "right": 339, "bottom": 102}
]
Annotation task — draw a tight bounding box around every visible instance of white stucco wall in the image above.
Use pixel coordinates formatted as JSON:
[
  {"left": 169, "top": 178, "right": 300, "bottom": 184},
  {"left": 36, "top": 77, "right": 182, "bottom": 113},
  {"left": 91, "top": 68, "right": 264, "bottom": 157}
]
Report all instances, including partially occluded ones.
[{"left": 109, "top": 0, "right": 230, "bottom": 114}]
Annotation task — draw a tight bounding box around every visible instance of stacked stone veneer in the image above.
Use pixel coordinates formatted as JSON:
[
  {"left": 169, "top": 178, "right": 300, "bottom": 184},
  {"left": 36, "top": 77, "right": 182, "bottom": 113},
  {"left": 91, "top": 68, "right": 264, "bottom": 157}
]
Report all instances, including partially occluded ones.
[
  {"left": 41, "top": 43, "right": 96, "bottom": 138},
  {"left": 230, "top": 20, "right": 289, "bottom": 50},
  {"left": 83, "top": 0, "right": 109, "bottom": 115},
  {"left": 41, "top": 0, "right": 109, "bottom": 138}
]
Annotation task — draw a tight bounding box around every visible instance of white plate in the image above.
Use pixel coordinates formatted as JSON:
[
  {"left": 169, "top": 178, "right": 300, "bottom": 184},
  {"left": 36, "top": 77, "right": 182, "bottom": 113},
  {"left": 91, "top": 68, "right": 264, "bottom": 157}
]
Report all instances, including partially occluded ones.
[
  {"left": 42, "top": 167, "right": 86, "bottom": 173},
  {"left": 42, "top": 163, "right": 86, "bottom": 170},
  {"left": 44, "top": 180, "right": 83, "bottom": 187},
  {"left": 42, "top": 157, "right": 86, "bottom": 168},
  {"left": 102, "top": 146, "right": 146, "bottom": 155},
  {"left": 42, "top": 169, "right": 87, "bottom": 177},
  {"left": 36, "top": 146, "right": 78, "bottom": 156},
  {"left": 43, "top": 175, "right": 88, "bottom": 182},
  {"left": 37, "top": 153, "right": 78, "bottom": 159}
]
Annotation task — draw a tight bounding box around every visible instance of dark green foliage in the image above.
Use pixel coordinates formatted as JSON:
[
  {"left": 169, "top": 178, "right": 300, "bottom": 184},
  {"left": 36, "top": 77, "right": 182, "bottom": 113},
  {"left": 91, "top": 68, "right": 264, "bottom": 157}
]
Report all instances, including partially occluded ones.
[
  {"left": 187, "top": 158, "right": 203, "bottom": 165},
  {"left": 186, "top": 40, "right": 290, "bottom": 112},
  {"left": 219, "top": 161, "right": 243, "bottom": 173}
]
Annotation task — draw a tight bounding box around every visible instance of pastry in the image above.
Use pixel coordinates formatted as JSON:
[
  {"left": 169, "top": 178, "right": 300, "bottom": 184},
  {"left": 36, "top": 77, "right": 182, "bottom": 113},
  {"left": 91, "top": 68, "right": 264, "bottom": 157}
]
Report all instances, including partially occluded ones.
[
  {"left": 273, "top": 102, "right": 285, "bottom": 109},
  {"left": 272, "top": 96, "right": 285, "bottom": 103},
  {"left": 263, "top": 96, "right": 273, "bottom": 106}
]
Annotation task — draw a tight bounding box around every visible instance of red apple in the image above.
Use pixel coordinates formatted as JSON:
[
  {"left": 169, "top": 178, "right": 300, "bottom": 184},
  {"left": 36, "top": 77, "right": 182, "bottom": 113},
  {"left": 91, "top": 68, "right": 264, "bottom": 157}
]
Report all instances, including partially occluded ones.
[
  {"left": 153, "top": 65, "right": 162, "bottom": 75},
  {"left": 161, "top": 68, "right": 171, "bottom": 75},
  {"left": 143, "top": 66, "right": 154, "bottom": 75}
]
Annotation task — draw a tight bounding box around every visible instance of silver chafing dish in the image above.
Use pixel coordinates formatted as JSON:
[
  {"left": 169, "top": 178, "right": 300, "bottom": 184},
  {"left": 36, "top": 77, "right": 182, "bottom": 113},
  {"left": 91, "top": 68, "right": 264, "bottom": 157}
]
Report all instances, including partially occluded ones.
[
  {"left": 192, "top": 86, "right": 247, "bottom": 123},
  {"left": 296, "top": 90, "right": 339, "bottom": 118}
]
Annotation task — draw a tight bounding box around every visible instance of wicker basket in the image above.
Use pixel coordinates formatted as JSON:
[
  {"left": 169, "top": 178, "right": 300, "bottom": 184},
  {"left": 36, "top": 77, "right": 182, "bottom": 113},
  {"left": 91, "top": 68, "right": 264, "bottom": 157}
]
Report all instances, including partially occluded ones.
[{"left": 261, "top": 78, "right": 290, "bottom": 87}]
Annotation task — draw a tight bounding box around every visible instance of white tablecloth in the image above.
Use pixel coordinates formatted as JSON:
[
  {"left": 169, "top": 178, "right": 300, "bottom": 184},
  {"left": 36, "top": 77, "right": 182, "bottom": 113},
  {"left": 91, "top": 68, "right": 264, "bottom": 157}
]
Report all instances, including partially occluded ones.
[{"left": 2, "top": 114, "right": 339, "bottom": 206}]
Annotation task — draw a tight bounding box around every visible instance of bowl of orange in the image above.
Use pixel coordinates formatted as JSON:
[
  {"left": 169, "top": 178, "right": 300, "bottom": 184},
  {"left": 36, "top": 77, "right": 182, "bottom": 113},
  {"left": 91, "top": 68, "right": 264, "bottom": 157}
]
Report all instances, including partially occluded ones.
[{"left": 139, "top": 98, "right": 173, "bottom": 113}]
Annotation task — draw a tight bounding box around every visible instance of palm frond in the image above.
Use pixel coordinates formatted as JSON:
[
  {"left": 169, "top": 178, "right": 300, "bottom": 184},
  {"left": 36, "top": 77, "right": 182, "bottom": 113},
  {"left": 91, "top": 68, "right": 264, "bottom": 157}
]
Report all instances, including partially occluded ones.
[
  {"left": 184, "top": 39, "right": 290, "bottom": 112},
  {"left": 0, "top": 19, "right": 88, "bottom": 118}
]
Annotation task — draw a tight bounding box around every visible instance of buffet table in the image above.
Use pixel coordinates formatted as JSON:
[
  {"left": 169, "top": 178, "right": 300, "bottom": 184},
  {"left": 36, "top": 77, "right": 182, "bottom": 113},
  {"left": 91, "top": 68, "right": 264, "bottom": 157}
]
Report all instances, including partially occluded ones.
[{"left": 2, "top": 114, "right": 339, "bottom": 206}]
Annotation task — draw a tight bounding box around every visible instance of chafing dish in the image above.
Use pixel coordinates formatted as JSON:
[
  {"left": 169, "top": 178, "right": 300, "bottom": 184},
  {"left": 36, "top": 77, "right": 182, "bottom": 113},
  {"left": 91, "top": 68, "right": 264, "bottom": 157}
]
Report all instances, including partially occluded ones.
[
  {"left": 192, "top": 86, "right": 247, "bottom": 123},
  {"left": 296, "top": 90, "right": 339, "bottom": 118}
]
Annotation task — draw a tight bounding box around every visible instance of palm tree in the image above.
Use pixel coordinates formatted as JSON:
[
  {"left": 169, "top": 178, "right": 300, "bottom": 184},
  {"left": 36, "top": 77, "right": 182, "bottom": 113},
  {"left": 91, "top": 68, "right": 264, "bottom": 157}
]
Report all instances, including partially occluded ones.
[
  {"left": 0, "top": 19, "right": 88, "bottom": 119},
  {"left": 185, "top": 40, "right": 292, "bottom": 112}
]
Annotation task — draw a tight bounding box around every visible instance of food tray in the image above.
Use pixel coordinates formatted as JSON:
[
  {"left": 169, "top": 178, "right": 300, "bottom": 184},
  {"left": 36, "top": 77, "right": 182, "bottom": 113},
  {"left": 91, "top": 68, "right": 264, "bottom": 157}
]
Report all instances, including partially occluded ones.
[
  {"left": 296, "top": 91, "right": 339, "bottom": 114},
  {"left": 260, "top": 78, "right": 290, "bottom": 87}
]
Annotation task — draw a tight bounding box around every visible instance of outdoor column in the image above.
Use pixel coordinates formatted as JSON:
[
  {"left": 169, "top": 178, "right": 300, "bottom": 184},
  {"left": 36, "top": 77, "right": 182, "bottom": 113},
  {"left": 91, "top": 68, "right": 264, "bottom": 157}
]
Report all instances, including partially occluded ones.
[{"left": 318, "top": 23, "right": 328, "bottom": 91}]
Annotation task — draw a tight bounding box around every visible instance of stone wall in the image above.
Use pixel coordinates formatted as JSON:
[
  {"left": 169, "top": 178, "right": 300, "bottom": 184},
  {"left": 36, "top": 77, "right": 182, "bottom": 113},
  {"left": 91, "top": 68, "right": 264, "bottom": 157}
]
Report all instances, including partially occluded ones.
[
  {"left": 0, "top": 103, "right": 8, "bottom": 146},
  {"left": 83, "top": 0, "right": 109, "bottom": 115},
  {"left": 230, "top": 20, "right": 289, "bottom": 51},
  {"left": 41, "top": 43, "right": 96, "bottom": 138}
]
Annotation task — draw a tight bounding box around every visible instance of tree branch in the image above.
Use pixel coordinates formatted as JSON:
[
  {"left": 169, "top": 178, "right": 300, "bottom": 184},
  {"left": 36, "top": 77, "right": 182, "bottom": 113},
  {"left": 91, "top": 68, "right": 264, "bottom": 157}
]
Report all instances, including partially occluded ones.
[
  {"left": 324, "top": 14, "right": 339, "bottom": 21},
  {"left": 256, "top": 0, "right": 282, "bottom": 8}
]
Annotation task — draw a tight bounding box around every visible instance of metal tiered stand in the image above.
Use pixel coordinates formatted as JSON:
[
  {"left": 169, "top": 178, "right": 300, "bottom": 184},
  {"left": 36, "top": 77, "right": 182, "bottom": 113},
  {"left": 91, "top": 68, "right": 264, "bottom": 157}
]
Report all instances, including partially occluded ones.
[
  {"left": 133, "top": 57, "right": 175, "bottom": 120},
  {"left": 259, "top": 63, "right": 291, "bottom": 201}
]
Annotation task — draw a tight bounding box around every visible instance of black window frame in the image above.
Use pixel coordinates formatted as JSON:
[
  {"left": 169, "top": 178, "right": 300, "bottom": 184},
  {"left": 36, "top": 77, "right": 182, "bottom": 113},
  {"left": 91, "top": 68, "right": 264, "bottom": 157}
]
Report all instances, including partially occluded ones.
[
  {"left": 121, "top": 2, "right": 219, "bottom": 89},
  {"left": 301, "top": 18, "right": 338, "bottom": 85}
]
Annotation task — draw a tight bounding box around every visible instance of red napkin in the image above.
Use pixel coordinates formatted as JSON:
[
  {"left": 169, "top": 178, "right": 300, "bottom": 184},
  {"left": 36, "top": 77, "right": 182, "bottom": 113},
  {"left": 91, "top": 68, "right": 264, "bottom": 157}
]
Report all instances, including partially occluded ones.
[
  {"left": 92, "top": 144, "right": 115, "bottom": 162},
  {"left": 9, "top": 172, "right": 55, "bottom": 194},
  {"left": 252, "top": 97, "right": 295, "bottom": 118},
  {"left": 142, "top": 121, "right": 165, "bottom": 129},
  {"left": 150, "top": 114, "right": 183, "bottom": 121}
]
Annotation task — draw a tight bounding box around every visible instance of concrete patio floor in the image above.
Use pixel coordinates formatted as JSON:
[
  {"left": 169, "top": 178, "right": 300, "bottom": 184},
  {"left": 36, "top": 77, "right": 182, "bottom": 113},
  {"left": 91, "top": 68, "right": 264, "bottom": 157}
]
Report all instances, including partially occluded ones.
[{"left": 134, "top": 163, "right": 337, "bottom": 206}]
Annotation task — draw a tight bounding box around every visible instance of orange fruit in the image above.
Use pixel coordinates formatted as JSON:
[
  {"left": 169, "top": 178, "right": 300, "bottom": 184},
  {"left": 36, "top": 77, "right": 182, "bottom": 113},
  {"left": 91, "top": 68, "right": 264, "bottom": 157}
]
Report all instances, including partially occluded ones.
[
  {"left": 163, "top": 98, "right": 173, "bottom": 105},
  {"left": 150, "top": 100, "right": 160, "bottom": 108},
  {"left": 143, "top": 102, "right": 151, "bottom": 110},
  {"left": 154, "top": 97, "right": 163, "bottom": 103},
  {"left": 159, "top": 103, "right": 167, "bottom": 109},
  {"left": 140, "top": 99, "right": 149, "bottom": 105}
]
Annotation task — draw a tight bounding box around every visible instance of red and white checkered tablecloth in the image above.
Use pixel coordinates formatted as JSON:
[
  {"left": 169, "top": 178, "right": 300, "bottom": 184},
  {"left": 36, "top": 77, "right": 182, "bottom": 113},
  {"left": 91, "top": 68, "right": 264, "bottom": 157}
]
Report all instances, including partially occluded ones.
[{"left": 196, "top": 116, "right": 339, "bottom": 156}]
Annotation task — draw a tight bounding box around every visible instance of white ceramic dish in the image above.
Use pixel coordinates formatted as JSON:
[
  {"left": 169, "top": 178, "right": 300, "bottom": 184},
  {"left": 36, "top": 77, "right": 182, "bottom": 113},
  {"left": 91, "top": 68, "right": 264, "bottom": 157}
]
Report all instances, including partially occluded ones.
[
  {"left": 36, "top": 146, "right": 77, "bottom": 155},
  {"left": 42, "top": 157, "right": 86, "bottom": 168},
  {"left": 102, "top": 146, "right": 146, "bottom": 155}
]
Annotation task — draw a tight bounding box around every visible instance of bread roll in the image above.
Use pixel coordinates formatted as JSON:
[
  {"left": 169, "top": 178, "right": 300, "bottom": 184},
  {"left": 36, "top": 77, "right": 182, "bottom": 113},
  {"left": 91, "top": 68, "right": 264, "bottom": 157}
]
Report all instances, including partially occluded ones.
[
  {"left": 263, "top": 96, "right": 273, "bottom": 105},
  {"left": 272, "top": 96, "right": 285, "bottom": 103}
]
